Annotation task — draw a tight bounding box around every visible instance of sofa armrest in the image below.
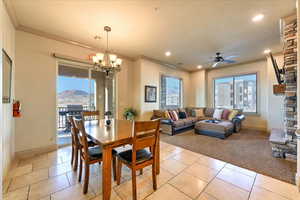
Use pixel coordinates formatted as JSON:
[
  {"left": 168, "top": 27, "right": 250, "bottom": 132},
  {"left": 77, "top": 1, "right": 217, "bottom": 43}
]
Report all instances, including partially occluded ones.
[
  {"left": 160, "top": 119, "right": 173, "bottom": 125},
  {"left": 232, "top": 114, "right": 245, "bottom": 122}
]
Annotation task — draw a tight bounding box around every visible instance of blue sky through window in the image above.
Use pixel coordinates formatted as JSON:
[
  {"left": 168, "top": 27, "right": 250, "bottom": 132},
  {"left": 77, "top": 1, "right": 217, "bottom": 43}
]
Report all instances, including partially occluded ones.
[{"left": 57, "top": 76, "right": 94, "bottom": 93}]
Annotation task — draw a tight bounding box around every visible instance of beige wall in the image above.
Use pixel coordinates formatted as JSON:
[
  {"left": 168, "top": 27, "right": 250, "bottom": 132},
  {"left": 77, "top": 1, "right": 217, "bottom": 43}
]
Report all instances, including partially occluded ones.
[
  {"left": 15, "top": 30, "right": 133, "bottom": 152},
  {"left": 189, "top": 70, "right": 206, "bottom": 107},
  {"left": 1, "top": 1, "right": 16, "bottom": 178},
  {"left": 132, "top": 58, "right": 191, "bottom": 120}
]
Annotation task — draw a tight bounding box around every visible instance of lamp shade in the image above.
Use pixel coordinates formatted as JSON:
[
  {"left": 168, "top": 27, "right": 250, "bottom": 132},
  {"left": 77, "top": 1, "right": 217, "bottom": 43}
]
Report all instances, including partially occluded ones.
[
  {"left": 116, "top": 58, "right": 122, "bottom": 66},
  {"left": 96, "top": 53, "right": 104, "bottom": 61},
  {"left": 109, "top": 54, "right": 117, "bottom": 62}
]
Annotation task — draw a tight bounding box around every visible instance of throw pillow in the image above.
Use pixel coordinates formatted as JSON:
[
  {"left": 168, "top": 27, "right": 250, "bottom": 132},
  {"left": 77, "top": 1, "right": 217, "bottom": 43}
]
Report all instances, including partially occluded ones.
[
  {"left": 213, "top": 109, "right": 223, "bottom": 120},
  {"left": 221, "top": 109, "right": 231, "bottom": 120},
  {"left": 194, "top": 109, "right": 204, "bottom": 117},
  {"left": 172, "top": 110, "right": 179, "bottom": 121},
  {"left": 164, "top": 111, "right": 171, "bottom": 119},
  {"left": 178, "top": 111, "right": 187, "bottom": 119},
  {"left": 205, "top": 108, "right": 215, "bottom": 117},
  {"left": 228, "top": 109, "right": 239, "bottom": 121}
]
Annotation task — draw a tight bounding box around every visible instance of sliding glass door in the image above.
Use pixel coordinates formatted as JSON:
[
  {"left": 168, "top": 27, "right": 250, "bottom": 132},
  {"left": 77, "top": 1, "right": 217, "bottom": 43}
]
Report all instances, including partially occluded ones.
[{"left": 56, "top": 65, "right": 114, "bottom": 145}]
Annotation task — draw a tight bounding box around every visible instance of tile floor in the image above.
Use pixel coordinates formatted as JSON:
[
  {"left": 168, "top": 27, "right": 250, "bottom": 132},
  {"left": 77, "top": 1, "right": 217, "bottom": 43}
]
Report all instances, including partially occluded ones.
[{"left": 3, "top": 141, "right": 300, "bottom": 200}]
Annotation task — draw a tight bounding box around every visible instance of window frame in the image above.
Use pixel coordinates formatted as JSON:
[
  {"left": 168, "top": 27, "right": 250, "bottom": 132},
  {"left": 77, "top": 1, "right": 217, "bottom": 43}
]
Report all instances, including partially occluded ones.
[
  {"left": 159, "top": 74, "right": 183, "bottom": 109},
  {"left": 213, "top": 73, "right": 258, "bottom": 114}
]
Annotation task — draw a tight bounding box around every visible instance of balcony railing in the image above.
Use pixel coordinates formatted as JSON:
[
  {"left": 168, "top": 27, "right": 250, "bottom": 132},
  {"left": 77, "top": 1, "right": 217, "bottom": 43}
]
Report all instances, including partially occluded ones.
[{"left": 57, "top": 105, "right": 95, "bottom": 129}]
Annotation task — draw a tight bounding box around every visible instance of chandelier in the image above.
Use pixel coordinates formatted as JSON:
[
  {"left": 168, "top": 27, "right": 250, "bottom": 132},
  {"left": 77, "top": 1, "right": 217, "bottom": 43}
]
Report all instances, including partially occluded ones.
[{"left": 92, "top": 26, "right": 122, "bottom": 77}]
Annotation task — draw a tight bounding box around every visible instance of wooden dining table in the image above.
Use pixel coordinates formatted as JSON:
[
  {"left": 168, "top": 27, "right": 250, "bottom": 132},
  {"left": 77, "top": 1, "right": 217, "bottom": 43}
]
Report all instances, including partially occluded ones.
[{"left": 84, "top": 119, "right": 160, "bottom": 200}]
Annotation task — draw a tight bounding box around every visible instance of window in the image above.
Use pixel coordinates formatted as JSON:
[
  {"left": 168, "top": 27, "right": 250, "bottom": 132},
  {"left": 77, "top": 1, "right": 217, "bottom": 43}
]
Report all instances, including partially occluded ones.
[
  {"left": 214, "top": 74, "right": 257, "bottom": 113},
  {"left": 160, "top": 75, "right": 182, "bottom": 109}
]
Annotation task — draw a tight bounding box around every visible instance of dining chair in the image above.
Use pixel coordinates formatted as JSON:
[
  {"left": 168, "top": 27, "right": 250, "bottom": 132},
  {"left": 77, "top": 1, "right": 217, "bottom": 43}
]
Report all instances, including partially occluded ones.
[
  {"left": 68, "top": 116, "right": 97, "bottom": 171},
  {"left": 74, "top": 118, "right": 117, "bottom": 194},
  {"left": 116, "top": 120, "right": 160, "bottom": 200},
  {"left": 82, "top": 110, "right": 100, "bottom": 123}
]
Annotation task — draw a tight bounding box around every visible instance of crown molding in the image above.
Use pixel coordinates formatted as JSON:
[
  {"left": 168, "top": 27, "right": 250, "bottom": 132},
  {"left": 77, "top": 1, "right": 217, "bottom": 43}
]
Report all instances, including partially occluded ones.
[
  {"left": 139, "top": 55, "right": 190, "bottom": 72},
  {"left": 3, "top": 0, "right": 19, "bottom": 28}
]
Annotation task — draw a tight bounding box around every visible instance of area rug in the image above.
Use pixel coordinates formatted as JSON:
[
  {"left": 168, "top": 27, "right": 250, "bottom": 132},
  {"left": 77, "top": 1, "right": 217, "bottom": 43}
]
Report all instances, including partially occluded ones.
[{"left": 161, "top": 129, "right": 296, "bottom": 184}]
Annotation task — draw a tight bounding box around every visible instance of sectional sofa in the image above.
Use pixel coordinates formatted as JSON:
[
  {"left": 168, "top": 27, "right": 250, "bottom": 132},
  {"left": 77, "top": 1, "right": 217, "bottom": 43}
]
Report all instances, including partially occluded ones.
[{"left": 151, "top": 107, "right": 245, "bottom": 136}]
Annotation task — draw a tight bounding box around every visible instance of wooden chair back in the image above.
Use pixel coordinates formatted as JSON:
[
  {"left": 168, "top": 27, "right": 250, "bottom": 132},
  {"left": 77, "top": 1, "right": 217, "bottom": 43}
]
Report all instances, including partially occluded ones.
[
  {"left": 132, "top": 120, "right": 160, "bottom": 164},
  {"left": 82, "top": 111, "right": 100, "bottom": 122},
  {"left": 74, "top": 118, "right": 90, "bottom": 161},
  {"left": 68, "top": 116, "right": 80, "bottom": 147}
]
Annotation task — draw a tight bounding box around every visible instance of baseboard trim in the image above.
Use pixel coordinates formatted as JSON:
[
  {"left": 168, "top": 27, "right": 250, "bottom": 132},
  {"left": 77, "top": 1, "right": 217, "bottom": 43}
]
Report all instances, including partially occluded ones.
[{"left": 15, "top": 144, "right": 58, "bottom": 160}]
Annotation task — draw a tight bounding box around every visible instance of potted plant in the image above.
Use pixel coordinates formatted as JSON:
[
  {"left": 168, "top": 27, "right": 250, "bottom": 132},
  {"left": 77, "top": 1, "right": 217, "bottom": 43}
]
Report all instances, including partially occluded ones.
[{"left": 123, "top": 108, "right": 137, "bottom": 120}]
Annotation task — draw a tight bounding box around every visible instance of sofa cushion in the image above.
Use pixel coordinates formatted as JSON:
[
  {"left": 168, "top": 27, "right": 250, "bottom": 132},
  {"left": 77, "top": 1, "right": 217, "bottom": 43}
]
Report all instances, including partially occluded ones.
[
  {"left": 153, "top": 110, "right": 165, "bottom": 118},
  {"left": 173, "top": 120, "right": 185, "bottom": 128},
  {"left": 222, "top": 109, "right": 231, "bottom": 120},
  {"left": 182, "top": 118, "right": 193, "bottom": 126},
  {"left": 178, "top": 111, "right": 187, "bottom": 119},
  {"left": 186, "top": 117, "right": 198, "bottom": 123},
  {"left": 205, "top": 108, "right": 215, "bottom": 117},
  {"left": 213, "top": 109, "right": 223, "bottom": 120},
  {"left": 194, "top": 108, "right": 204, "bottom": 117}
]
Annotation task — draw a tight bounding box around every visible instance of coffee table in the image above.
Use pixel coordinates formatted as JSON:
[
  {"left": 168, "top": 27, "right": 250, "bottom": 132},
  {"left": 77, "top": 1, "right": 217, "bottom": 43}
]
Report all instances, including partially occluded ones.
[{"left": 194, "top": 120, "right": 234, "bottom": 139}]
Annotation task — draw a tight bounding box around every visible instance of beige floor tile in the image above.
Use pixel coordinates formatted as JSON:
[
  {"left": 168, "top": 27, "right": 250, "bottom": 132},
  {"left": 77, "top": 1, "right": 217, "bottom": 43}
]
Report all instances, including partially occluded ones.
[
  {"left": 145, "top": 183, "right": 192, "bottom": 200},
  {"left": 217, "top": 167, "right": 255, "bottom": 191},
  {"left": 49, "top": 162, "right": 73, "bottom": 177},
  {"left": 160, "top": 150, "right": 177, "bottom": 161},
  {"left": 184, "top": 163, "right": 219, "bottom": 182},
  {"left": 140, "top": 168, "right": 175, "bottom": 188},
  {"left": 28, "top": 175, "right": 70, "bottom": 200},
  {"left": 33, "top": 157, "right": 63, "bottom": 171},
  {"left": 40, "top": 196, "right": 51, "bottom": 200},
  {"left": 172, "top": 151, "right": 200, "bottom": 165},
  {"left": 114, "top": 174, "right": 154, "bottom": 200},
  {"left": 88, "top": 173, "right": 118, "bottom": 195},
  {"left": 169, "top": 172, "right": 207, "bottom": 199},
  {"left": 8, "top": 164, "right": 33, "bottom": 178},
  {"left": 204, "top": 178, "right": 249, "bottom": 200},
  {"left": 91, "top": 189, "right": 122, "bottom": 200},
  {"left": 3, "top": 186, "right": 29, "bottom": 200},
  {"left": 197, "top": 155, "right": 226, "bottom": 171},
  {"left": 18, "top": 154, "right": 48, "bottom": 166},
  {"left": 225, "top": 163, "right": 256, "bottom": 177},
  {"left": 249, "top": 186, "right": 290, "bottom": 200},
  {"left": 160, "top": 158, "right": 187, "bottom": 174},
  {"left": 51, "top": 183, "right": 96, "bottom": 200},
  {"left": 9, "top": 168, "right": 49, "bottom": 191},
  {"left": 196, "top": 193, "right": 218, "bottom": 200},
  {"left": 162, "top": 144, "right": 184, "bottom": 154},
  {"left": 255, "top": 174, "right": 300, "bottom": 200}
]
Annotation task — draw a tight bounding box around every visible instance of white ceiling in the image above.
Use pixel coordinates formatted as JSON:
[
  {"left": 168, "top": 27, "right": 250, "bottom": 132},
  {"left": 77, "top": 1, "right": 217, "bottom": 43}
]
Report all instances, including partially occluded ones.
[{"left": 9, "top": 0, "right": 296, "bottom": 71}]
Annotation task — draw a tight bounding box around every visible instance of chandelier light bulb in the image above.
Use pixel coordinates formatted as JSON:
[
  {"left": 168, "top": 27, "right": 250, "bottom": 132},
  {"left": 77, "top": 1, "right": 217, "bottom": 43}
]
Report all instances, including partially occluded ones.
[
  {"left": 116, "top": 58, "right": 122, "bottom": 66},
  {"left": 96, "top": 53, "right": 104, "bottom": 61},
  {"left": 109, "top": 54, "right": 117, "bottom": 62},
  {"left": 92, "top": 56, "right": 99, "bottom": 63}
]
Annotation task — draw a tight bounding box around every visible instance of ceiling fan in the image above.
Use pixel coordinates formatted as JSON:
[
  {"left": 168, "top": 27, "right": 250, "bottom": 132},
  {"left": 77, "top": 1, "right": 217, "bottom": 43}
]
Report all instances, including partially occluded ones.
[{"left": 211, "top": 52, "right": 237, "bottom": 68}]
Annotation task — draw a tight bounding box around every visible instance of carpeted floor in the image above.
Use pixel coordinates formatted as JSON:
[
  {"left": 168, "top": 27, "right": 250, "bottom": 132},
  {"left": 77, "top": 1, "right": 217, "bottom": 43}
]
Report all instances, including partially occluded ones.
[{"left": 161, "top": 129, "right": 297, "bottom": 184}]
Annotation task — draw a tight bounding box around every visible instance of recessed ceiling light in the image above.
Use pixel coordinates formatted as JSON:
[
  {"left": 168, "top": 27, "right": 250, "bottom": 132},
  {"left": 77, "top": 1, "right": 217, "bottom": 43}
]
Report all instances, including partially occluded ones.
[
  {"left": 263, "top": 49, "right": 271, "bottom": 54},
  {"left": 165, "top": 51, "right": 171, "bottom": 56},
  {"left": 252, "top": 14, "right": 264, "bottom": 22},
  {"left": 197, "top": 65, "right": 203, "bottom": 69}
]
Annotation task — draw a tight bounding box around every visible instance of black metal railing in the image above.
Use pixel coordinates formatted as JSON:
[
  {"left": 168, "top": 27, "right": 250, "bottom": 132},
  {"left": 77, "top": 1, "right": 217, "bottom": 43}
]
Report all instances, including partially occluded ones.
[{"left": 57, "top": 105, "right": 95, "bottom": 129}]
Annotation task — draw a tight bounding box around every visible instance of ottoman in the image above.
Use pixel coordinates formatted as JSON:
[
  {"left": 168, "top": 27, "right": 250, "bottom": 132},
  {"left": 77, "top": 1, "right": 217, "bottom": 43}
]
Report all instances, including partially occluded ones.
[{"left": 194, "top": 120, "right": 234, "bottom": 139}]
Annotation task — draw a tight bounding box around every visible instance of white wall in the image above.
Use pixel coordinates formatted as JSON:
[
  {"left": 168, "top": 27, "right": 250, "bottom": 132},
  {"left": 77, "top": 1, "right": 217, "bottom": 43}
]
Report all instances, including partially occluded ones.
[
  {"left": 15, "top": 31, "right": 134, "bottom": 153},
  {"left": 133, "top": 58, "right": 191, "bottom": 120},
  {"left": 1, "top": 1, "right": 16, "bottom": 178}
]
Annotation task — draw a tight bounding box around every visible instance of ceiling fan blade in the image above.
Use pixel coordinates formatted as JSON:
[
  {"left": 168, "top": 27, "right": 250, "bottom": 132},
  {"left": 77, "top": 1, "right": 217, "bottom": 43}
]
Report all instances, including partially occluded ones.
[
  {"left": 212, "top": 62, "right": 219, "bottom": 68},
  {"left": 223, "top": 59, "right": 236, "bottom": 63},
  {"left": 224, "top": 55, "right": 238, "bottom": 59}
]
